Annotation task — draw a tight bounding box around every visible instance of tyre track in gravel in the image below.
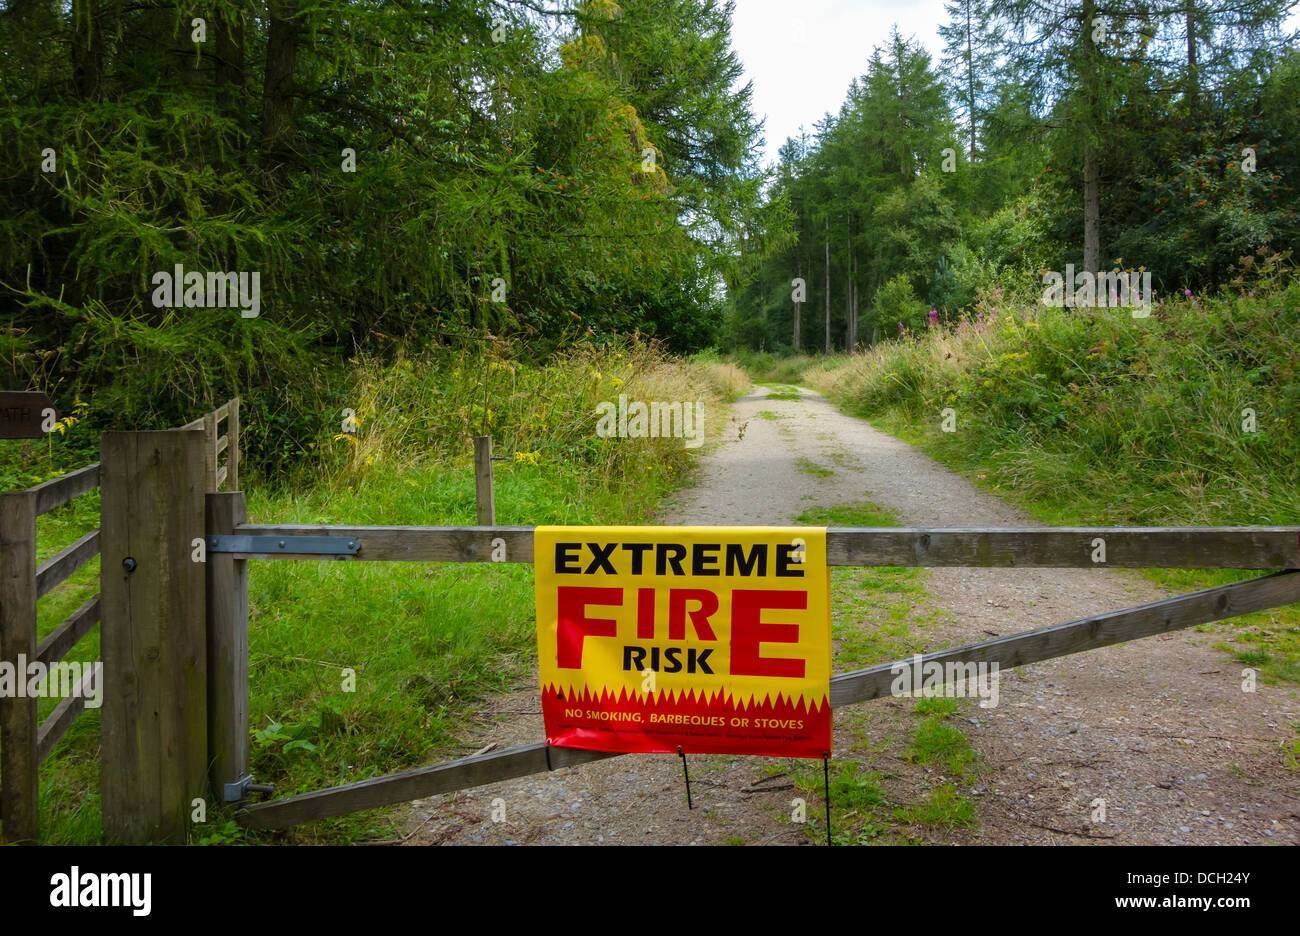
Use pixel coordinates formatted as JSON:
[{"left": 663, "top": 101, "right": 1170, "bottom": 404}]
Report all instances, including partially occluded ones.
[{"left": 403, "top": 385, "right": 1300, "bottom": 846}]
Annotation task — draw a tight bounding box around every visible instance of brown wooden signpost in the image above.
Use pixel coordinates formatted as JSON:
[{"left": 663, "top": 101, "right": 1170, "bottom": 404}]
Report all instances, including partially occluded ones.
[{"left": 0, "top": 391, "right": 56, "bottom": 440}]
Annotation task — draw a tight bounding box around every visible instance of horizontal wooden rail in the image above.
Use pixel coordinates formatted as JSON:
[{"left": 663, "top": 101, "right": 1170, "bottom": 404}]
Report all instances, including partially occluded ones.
[
  {"left": 240, "top": 741, "right": 618, "bottom": 830},
  {"left": 234, "top": 524, "right": 534, "bottom": 561},
  {"left": 35, "top": 529, "right": 99, "bottom": 599},
  {"left": 37, "top": 663, "right": 100, "bottom": 763},
  {"left": 36, "top": 594, "right": 100, "bottom": 668},
  {"left": 830, "top": 568, "right": 1300, "bottom": 706},
  {"left": 183, "top": 404, "right": 230, "bottom": 432},
  {"left": 238, "top": 569, "right": 1300, "bottom": 830},
  {"left": 229, "top": 524, "right": 1300, "bottom": 569},
  {"left": 29, "top": 463, "right": 100, "bottom": 516},
  {"left": 828, "top": 527, "right": 1300, "bottom": 569}
]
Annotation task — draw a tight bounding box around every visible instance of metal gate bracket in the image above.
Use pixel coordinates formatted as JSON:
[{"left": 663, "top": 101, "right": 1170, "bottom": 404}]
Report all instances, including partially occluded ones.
[
  {"left": 207, "top": 535, "right": 361, "bottom": 556},
  {"left": 223, "top": 775, "right": 254, "bottom": 802}
]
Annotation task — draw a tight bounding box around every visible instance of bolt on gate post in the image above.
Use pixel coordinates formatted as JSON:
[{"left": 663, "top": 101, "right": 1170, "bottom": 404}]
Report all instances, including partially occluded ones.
[{"left": 99, "top": 429, "right": 208, "bottom": 843}]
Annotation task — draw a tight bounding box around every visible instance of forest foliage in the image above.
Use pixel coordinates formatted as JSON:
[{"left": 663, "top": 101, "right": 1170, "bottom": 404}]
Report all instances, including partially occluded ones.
[
  {"left": 1, "top": 0, "right": 773, "bottom": 473},
  {"left": 731, "top": 0, "right": 1300, "bottom": 354},
  {"left": 5, "top": 1, "right": 1299, "bottom": 477}
]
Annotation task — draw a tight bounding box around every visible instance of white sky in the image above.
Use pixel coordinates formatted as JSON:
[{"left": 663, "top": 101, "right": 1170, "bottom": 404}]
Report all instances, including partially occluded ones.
[{"left": 729, "top": 0, "right": 1300, "bottom": 167}]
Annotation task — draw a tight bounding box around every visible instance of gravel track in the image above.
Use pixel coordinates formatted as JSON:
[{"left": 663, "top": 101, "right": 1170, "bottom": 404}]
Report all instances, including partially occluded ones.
[{"left": 404, "top": 385, "right": 1300, "bottom": 846}]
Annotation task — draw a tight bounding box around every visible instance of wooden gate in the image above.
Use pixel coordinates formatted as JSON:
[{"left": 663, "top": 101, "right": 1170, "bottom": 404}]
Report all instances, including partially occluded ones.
[
  {"left": 0, "top": 403, "right": 238, "bottom": 844},
  {"left": 35, "top": 425, "right": 1299, "bottom": 840},
  {"left": 209, "top": 511, "right": 1300, "bottom": 831}
]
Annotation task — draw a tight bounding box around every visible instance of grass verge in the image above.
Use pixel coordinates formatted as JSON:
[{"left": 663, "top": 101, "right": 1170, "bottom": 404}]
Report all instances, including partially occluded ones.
[
  {"left": 15, "top": 341, "right": 747, "bottom": 844},
  {"left": 802, "top": 276, "right": 1300, "bottom": 686}
]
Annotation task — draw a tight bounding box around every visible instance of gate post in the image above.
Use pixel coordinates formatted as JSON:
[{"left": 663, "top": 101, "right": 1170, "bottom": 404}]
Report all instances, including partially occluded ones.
[
  {"left": 474, "top": 435, "right": 495, "bottom": 525},
  {"left": 0, "top": 490, "right": 38, "bottom": 843},
  {"left": 206, "top": 491, "right": 249, "bottom": 801},
  {"left": 99, "top": 430, "right": 207, "bottom": 843}
]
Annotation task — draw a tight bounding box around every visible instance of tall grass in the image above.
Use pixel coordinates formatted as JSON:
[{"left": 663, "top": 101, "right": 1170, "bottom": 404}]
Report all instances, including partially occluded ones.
[
  {"left": 729, "top": 349, "right": 821, "bottom": 385},
  {"left": 18, "top": 340, "right": 749, "bottom": 844},
  {"left": 805, "top": 271, "right": 1300, "bottom": 526},
  {"left": 803, "top": 260, "right": 1300, "bottom": 684}
]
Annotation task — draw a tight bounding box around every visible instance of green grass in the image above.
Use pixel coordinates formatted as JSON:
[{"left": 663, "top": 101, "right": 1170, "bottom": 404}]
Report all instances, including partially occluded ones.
[
  {"left": 893, "top": 783, "right": 976, "bottom": 829},
  {"left": 906, "top": 710, "right": 978, "bottom": 779},
  {"left": 912, "top": 696, "right": 958, "bottom": 716},
  {"left": 233, "top": 469, "right": 548, "bottom": 842},
  {"left": 730, "top": 352, "right": 818, "bottom": 385},
  {"left": 804, "top": 279, "right": 1300, "bottom": 685},
  {"left": 10, "top": 344, "right": 741, "bottom": 845},
  {"left": 795, "top": 457, "right": 833, "bottom": 478},
  {"left": 29, "top": 492, "right": 103, "bottom": 845},
  {"left": 796, "top": 502, "right": 898, "bottom": 528},
  {"left": 1283, "top": 725, "right": 1300, "bottom": 771},
  {"left": 761, "top": 383, "right": 804, "bottom": 402},
  {"left": 754, "top": 410, "right": 783, "bottom": 420}
]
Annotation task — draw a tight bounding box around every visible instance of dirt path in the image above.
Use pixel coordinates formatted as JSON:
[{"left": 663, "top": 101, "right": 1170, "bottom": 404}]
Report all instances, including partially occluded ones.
[{"left": 404, "top": 385, "right": 1300, "bottom": 846}]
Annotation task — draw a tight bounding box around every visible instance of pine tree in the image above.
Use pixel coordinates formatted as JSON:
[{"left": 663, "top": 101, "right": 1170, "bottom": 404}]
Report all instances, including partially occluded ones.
[{"left": 938, "top": 0, "right": 1006, "bottom": 160}]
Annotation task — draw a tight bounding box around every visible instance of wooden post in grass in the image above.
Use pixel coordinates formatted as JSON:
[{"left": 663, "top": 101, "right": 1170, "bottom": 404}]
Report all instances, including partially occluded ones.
[
  {"left": 99, "top": 430, "right": 207, "bottom": 843},
  {"left": 474, "top": 436, "right": 495, "bottom": 526},
  {"left": 0, "top": 490, "right": 38, "bottom": 843},
  {"left": 206, "top": 491, "right": 249, "bottom": 802},
  {"left": 227, "top": 398, "right": 240, "bottom": 491}
]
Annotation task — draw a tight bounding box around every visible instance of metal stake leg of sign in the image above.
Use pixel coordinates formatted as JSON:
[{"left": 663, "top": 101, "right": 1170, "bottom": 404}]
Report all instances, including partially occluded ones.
[
  {"left": 678, "top": 746, "right": 693, "bottom": 809},
  {"left": 823, "top": 753, "right": 831, "bottom": 847}
]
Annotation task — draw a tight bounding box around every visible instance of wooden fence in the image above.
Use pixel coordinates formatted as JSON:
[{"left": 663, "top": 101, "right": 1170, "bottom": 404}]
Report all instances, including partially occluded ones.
[
  {"left": 0, "top": 400, "right": 238, "bottom": 844},
  {"left": 180, "top": 399, "right": 241, "bottom": 493}
]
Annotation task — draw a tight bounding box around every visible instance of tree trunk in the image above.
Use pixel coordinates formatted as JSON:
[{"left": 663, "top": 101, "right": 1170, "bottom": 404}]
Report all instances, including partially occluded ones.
[
  {"left": 793, "top": 261, "right": 801, "bottom": 350},
  {"left": 824, "top": 221, "right": 831, "bottom": 355},
  {"left": 852, "top": 252, "right": 859, "bottom": 352},
  {"left": 1185, "top": 0, "right": 1198, "bottom": 115},
  {"left": 844, "top": 219, "right": 853, "bottom": 351},
  {"left": 966, "top": 1, "right": 977, "bottom": 159},
  {"left": 1081, "top": 0, "right": 1101, "bottom": 275},
  {"left": 71, "top": 0, "right": 106, "bottom": 102},
  {"left": 215, "top": 9, "right": 246, "bottom": 122},
  {"left": 845, "top": 218, "right": 858, "bottom": 352},
  {"left": 1084, "top": 144, "right": 1100, "bottom": 275},
  {"left": 261, "top": 0, "right": 300, "bottom": 171}
]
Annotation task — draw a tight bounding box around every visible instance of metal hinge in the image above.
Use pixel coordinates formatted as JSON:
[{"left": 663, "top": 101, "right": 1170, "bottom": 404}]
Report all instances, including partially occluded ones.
[
  {"left": 223, "top": 775, "right": 253, "bottom": 802},
  {"left": 207, "top": 535, "right": 361, "bottom": 556}
]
